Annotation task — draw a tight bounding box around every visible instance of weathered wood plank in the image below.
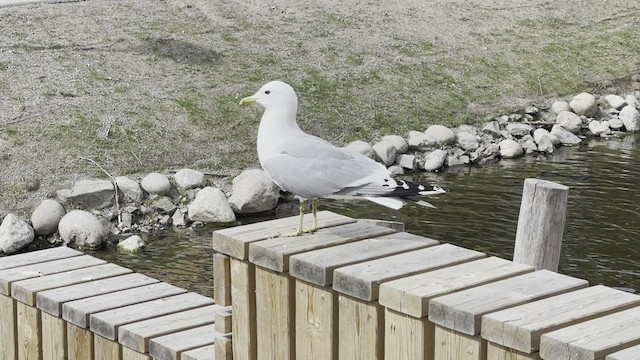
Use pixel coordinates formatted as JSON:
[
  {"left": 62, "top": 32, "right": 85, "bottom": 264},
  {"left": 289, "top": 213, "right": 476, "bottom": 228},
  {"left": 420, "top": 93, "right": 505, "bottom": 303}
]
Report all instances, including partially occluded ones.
[
  {"left": 255, "top": 267, "right": 295, "bottom": 360},
  {"left": 289, "top": 232, "right": 439, "bottom": 286},
  {"left": 37, "top": 273, "right": 159, "bottom": 316},
  {"left": 429, "top": 270, "right": 589, "bottom": 336},
  {"left": 11, "top": 263, "right": 132, "bottom": 305},
  {"left": 122, "top": 346, "right": 152, "bottom": 360},
  {"left": 90, "top": 292, "right": 214, "bottom": 340},
  {"left": 0, "top": 255, "right": 106, "bottom": 295},
  {"left": 540, "top": 306, "right": 640, "bottom": 360},
  {"left": 118, "top": 304, "right": 220, "bottom": 353},
  {"left": 295, "top": 280, "right": 337, "bottom": 360},
  {"left": 606, "top": 344, "right": 640, "bottom": 360},
  {"left": 68, "top": 322, "right": 93, "bottom": 360},
  {"left": 338, "top": 295, "right": 384, "bottom": 360},
  {"left": 379, "top": 257, "right": 534, "bottom": 318},
  {"left": 215, "top": 335, "right": 233, "bottom": 360},
  {"left": 487, "top": 342, "right": 540, "bottom": 360},
  {"left": 249, "top": 222, "right": 396, "bottom": 272},
  {"left": 357, "top": 218, "right": 405, "bottom": 232},
  {"left": 148, "top": 324, "right": 221, "bottom": 360},
  {"left": 213, "top": 253, "right": 231, "bottom": 306},
  {"left": 333, "top": 244, "right": 486, "bottom": 301},
  {"left": 94, "top": 334, "right": 121, "bottom": 360},
  {"left": 384, "top": 308, "right": 433, "bottom": 360},
  {"left": 214, "top": 306, "right": 232, "bottom": 334},
  {"left": 434, "top": 325, "right": 486, "bottom": 360},
  {"left": 0, "top": 294, "right": 17, "bottom": 360},
  {"left": 0, "top": 246, "right": 82, "bottom": 271},
  {"left": 63, "top": 282, "right": 186, "bottom": 328},
  {"left": 482, "top": 285, "right": 640, "bottom": 353},
  {"left": 230, "top": 258, "right": 257, "bottom": 360},
  {"left": 42, "top": 311, "right": 67, "bottom": 360},
  {"left": 212, "top": 210, "right": 354, "bottom": 259},
  {"left": 16, "top": 301, "right": 41, "bottom": 360},
  {"left": 181, "top": 345, "right": 214, "bottom": 360}
]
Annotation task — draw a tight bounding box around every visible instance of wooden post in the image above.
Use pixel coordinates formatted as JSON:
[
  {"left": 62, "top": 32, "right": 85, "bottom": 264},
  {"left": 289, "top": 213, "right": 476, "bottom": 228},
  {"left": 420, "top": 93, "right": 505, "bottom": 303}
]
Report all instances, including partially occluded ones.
[
  {"left": 230, "top": 258, "right": 257, "bottom": 360},
  {"left": 513, "top": 178, "right": 569, "bottom": 271},
  {"left": 213, "top": 253, "right": 232, "bottom": 306},
  {"left": 0, "top": 294, "right": 17, "bottom": 360}
]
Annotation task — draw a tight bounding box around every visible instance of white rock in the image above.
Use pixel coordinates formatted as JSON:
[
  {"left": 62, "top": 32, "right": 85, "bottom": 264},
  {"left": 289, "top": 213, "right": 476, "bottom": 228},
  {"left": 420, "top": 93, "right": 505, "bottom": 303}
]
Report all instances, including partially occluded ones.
[
  {"left": 550, "top": 100, "right": 571, "bottom": 114},
  {"left": 551, "top": 125, "right": 582, "bottom": 145},
  {"left": 188, "top": 187, "right": 236, "bottom": 223},
  {"left": 425, "top": 125, "right": 456, "bottom": 145},
  {"left": 519, "top": 136, "right": 537, "bottom": 154},
  {"left": 151, "top": 196, "right": 177, "bottom": 215},
  {"left": 569, "top": 92, "right": 598, "bottom": 117},
  {"left": 498, "top": 139, "right": 524, "bottom": 158},
  {"left": 381, "top": 135, "right": 408, "bottom": 154},
  {"left": 31, "top": 199, "right": 65, "bottom": 236},
  {"left": 619, "top": 105, "right": 640, "bottom": 132},
  {"left": 117, "top": 235, "right": 145, "bottom": 253},
  {"left": 481, "top": 121, "right": 501, "bottom": 138},
  {"left": 556, "top": 111, "right": 583, "bottom": 134},
  {"left": 423, "top": 149, "right": 447, "bottom": 171},
  {"left": 506, "top": 123, "right": 534, "bottom": 137},
  {"left": 372, "top": 140, "right": 397, "bottom": 166},
  {"left": 56, "top": 179, "right": 114, "bottom": 209},
  {"left": 174, "top": 169, "right": 206, "bottom": 190},
  {"left": 345, "top": 140, "right": 375, "bottom": 159},
  {"left": 525, "top": 105, "right": 539, "bottom": 115},
  {"left": 58, "top": 210, "right": 107, "bottom": 249},
  {"left": 445, "top": 155, "right": 464, "bottom": 167},
  {"left": 456, "top": 131, "right": 479, "bottom": 151},
  {"left": 608, "top": 117, "right": 624, "bottom": 130},
  {"left": 536, "top": 135, "right": 554, "bottom": 154},
  {"left": 387, "top": 165, "right": 404, "bottom": 175},
  {"left": 407, "top": 131, "right": 436, "bottom": 150},
  {"left": 604, "top": 94, "right": 627, "bottom": 110},
  {"left": 457, "top": 125, "right": 478, "bottom": 135},
  {"left": 228, "top": 169, "right": 280, "bottom": 214},
  {"left": 0, "top": 214, "right": 34, "bottom": 254},
  {"left": 171, "top": 209, "right": 187, "bottom": 228},
  {"left": 533, "top": 128, "right": 560, "bottom": 146},
  {"left": 395, "top": 154, "right": 416, "bottom": 170},
  {"left": 588, "top": 120, "right": 609, "bottom": 136},
  {"left": 140, "top": 173, "right": 171, "bottom": 195},
  {"left": 482, "top": 143, "right": 500, "bottom": 157},
  {"left": 625, "top": 95, "right": 640, "bottom": 109},
  {"left": 115, "top": 176, "right": 145, "bottom": 202}
]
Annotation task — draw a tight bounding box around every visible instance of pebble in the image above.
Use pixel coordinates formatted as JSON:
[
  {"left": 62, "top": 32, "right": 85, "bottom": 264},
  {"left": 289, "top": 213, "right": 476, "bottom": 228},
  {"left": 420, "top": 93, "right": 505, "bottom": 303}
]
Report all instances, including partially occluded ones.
[
  {"left": 56, "top": 179, "right": 114, "bottom": 209},
  {"left": 569, "top": 92, "right": 598, "bottom": 117},
  {"left": 174, "top": 168, "right": 206, "bottom": 190},
  {"left": 619, "top": 105, "right": 640, "bottom": 131},
  {"left": 116, "top": 176, "right": 145, "bottom": 202},
  {"left": 604, "top": 94, "right": 627, "bottom": 110},
  {"left": 228, "top": 169, "right": 281, "bottom": 214},
  {"left": 140, "top": 172, "right": 171, "bottom": 195},
  {"left": 556, "top": 111, "right": 583, "bottom": 134},
  {"left": 0, "top": 214, "right": 34, "bottom": 254},
  {"left": 407, "top": 131, "right": 437, "bottom": 150},
  {"left": 187, "top": 187, "right": 236, "bottom": 223},
  {"left": 117, "top": 235, "right": 145, "bottom": 253},
  {"left": 31, "top": 199, "right": 65, "bottom": 236},
  {"left": 551, "top": 124, "right": 582, "bottom": 145},
  {"left": 372, "top": 140, "right": 397, "bottom": 166},
  {"left": 425, "top": 125, "right": 456, "bottom": 144},
  {"left": 345, "top": 140, "right": 375, "bottom": 159},
  {"left": 58, "top": 210, "right": 107, "bottom": 249},
  {"left": 423, "top": 149, "right": 447, "bottom": 171},
  {"left": 498, "top": 139, "right": 524, "bottom": 158},
  {"left": 381, "top": 135, "right": 409, "bottom": 154}
]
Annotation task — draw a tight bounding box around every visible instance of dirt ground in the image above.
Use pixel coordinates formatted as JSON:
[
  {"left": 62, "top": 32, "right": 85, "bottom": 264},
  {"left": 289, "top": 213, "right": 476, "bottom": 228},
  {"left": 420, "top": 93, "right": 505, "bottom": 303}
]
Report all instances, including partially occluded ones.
[{"left": 0, "top": 0, "right": 639, "bottom": 217}]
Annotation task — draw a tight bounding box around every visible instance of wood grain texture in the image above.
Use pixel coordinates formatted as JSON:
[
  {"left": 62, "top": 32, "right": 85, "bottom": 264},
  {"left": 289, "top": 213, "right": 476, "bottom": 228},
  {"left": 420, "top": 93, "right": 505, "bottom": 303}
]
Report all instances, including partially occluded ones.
[
  {"left": 433, "top": 325, "right": 486, "bottom": 360},
  {"left": 122, "top": 346, "right": 152, "bottom": 360},
  {"left": 289, "top": 232, "right": 439, "bottom": 286},
  {"left": 148, "top": 324, "right": 221, "bottom": 360},
  {"left": 17, "top": 301, "right": 41, "bottom": 360},
  {"left": 0, "top": 294, "right": 17, "bottom": 360},
  {"left": 333, "top": 244, "right": 485, "bottom": 301},
  {"left": 338, "top": 295, "right": 384, "bottom": 360},
  {"left": 249, "top": 222, "right": 396, "bottom": 272},
  {"left": 230, "top": 258, "right": 257, "bottom": 360},
  {"left": 212, "top": 210, "right": 354, "bottom": 259},
  {"left": 379, "top": 257, "right": 534, "bottom": 318},
  {"left": 214, "top": 306, "right": 232, "bottom": 334},
  {"left": 41, "top": 311, "right": 66, "bottom": 360},
  {"left": 213, "top": 253, "right": 232, "bottom": 306},
  {"left": 606, "top": 344, "right": 640, "bottom": 360},
  {"left": 384, "top": 308, "right": 434, "bottom": 360},
  {"left": 357, "top": 218, "right": 406, "bottom": 232},
  {"left": 181, "top": 344, "right": 214, "bottom": 360},
  {"left": 67, "top": 322, "right": 93, "bottom": 360},
  {"left": 513, "top": 178, "right": 568, "bottom": 271},
  {"left": 94, "top": 335, "right": 121, "bottom": 360},
  {"left": 0, "top": 247, "right": 82, "bottom": 271},
  {"left": 214, "top": 336, "right": 233, "bottom": 360},
  {"left": 295, "top": 280, "right": 337, "bottom": 360},
  {"left": 481, "top": 285, "right": 640, "bottom": 353},
  {"left": 255, "top": 267, "right": 295, "bottom": 360},
  {"left": 429, "top": 270, "right": 588, "bottom": 335},
  {"left": 487, "top": 342, "right": 540, "bottom": 360}
]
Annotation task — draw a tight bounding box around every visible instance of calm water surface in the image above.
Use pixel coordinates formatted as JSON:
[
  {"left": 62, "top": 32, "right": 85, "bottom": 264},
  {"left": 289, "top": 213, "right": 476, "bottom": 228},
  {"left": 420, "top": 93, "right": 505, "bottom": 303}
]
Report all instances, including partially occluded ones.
[{"left": 93, "top": 134, "right": 640, "bottom": 297}]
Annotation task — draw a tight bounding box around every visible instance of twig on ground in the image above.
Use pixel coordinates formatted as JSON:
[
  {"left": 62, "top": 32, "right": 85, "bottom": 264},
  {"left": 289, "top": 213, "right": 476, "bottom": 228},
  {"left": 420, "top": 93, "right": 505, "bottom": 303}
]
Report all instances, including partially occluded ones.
[{"left": 76, "top": 156, "right": 122, "bottom": 225}]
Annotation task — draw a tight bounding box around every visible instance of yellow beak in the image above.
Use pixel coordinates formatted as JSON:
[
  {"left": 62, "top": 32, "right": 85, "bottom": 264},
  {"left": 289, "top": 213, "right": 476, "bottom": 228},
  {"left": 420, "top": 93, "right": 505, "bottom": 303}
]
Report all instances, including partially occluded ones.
[{"left": 239, "top": 96, "right": 256, "bottom": 105}]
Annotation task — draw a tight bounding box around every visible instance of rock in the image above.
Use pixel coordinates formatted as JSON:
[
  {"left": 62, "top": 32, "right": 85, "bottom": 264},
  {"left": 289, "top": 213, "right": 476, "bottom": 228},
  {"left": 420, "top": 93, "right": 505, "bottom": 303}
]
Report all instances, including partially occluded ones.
[
  {"left": 551, "top": 101, "right": 571, "bottom": 114},
  {"left": 58, "top": 210, "right": 107, "bottom": 249},
  {"left": 0, "top": 214, "right": 34, "bottom": 254},
  {"left": 423, "top": 149, "right": 447, "bottom": 171},
  {"left": 556, "top": 111, "right": 583, "bottom": 134},
  {"left": 151, "top": 196, "right": 177, "bottom": 215},
  {"left": 407, "top": 131, "right": 436, "bottom": 150},
  {"left": 533, "top": 128, "right": 560, "bottom": 146},
  {"left": 31, "top": 199, "right": 65, "bottom": 236},
  {"left": 188, "top": 187, "right": 236, "bottom": 223},
  {"left": 509, "top": 114, "right": 523, "bottom": 122},
  {"left": 228, "top": 169, "right": 280, "bottom": 214},
  {"left": 519, "top": 136, "right": 538, "bottom": 154},
  {"left": 524, "top": 105, "right": 539, "bottom": 115},
  {"left": 456, "top": 131, "right": 479, "bottom": 151},
  {"left": 604, "top": 94, "right": 627, "bottom": 110},
  {"left": 619, "top": 105, "right": 640, "bottom": 132},
  {"left": 425, "top": 125, "right": 456, "bottom": 145},
  {"left": 551, "top": 124, "right": 582, "bottom": 145},
  {"left": 387, "top": 165, "right": 405, "bottom": 175},
  {"left": 506, "top": 123, "right": 534, "bottom": 137},
  {"left": 115, "top": 176, "right": 145, "bottom": 202},
  {"left": 588, "top": 120, "right": 609, "bottom": 136},
  {"left": 497, "top": 115, "right": 509, "bottom": 126},
  {"left": 608, "top": 117, "right": 625, "bottom": 130},
  {"left": 117, "top": 235, "right": 145, "bottom": 253},
  {"left": 445, "top": 154, "right": 465, "bottom": 167},
  {"left": 372, "top": 140, "right": 397, "bottom": 166},
  {"left": 569, "top": 92, "right": 598, "bottom": 117},
  {"left": 174, "top": 169, "right": 206, "bottom": 190},
  {"left": 498, "top": 139, "right": 524, "bottom": 158},
  {"left": 481, "top": 121, "right": 501, "bottom": 138},
  {"left": 395, "top": 154, "right": 416, "bottom": 170},
  {"left": 345, "top": 140, "right": 375, "bottom": 159},
  {"left": 56, "top": 179, "right": 114, "bottom": 209},
  {"left": 457, "top": 125, "right": 478, "bottom": 135},
  {"left": 625, "top": 95, "right": 640, "bottom": 109},
  {"left": 172, "top": 209, "right": 187, "bottom": 228},
  {"left": 140, "top": 173, "right": 171, "bottom": 195},
  {"left": 381, "top": 135, "right": 409, "bottom": 154},
  {"left": 633, "top": 74, "right": 640, "bottom": 82},
  {"left": 536, "top": 135, "right": 554, "bottom": 154}
]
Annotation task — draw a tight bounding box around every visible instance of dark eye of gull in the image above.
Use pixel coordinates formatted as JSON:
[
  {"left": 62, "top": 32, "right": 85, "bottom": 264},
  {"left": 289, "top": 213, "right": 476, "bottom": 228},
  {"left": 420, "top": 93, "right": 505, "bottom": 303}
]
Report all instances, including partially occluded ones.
[{"left": 265, "top": 90, "right": 271, "bottom": 95}]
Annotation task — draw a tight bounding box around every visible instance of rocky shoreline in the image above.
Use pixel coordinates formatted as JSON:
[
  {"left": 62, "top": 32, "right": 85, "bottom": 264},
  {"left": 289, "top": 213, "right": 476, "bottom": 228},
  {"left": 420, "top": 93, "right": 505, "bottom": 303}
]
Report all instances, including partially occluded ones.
[{"left": 0, "top": 89, "right": 639, "bottom": 255}]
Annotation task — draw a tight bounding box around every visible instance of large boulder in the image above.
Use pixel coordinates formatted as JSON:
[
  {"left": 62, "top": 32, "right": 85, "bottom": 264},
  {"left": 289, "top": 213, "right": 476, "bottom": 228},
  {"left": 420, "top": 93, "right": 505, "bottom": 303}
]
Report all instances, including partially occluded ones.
[
  {"left": 556, "top": 111, "right": 583, "bottom": 134},
  {"left": 381, "top": 135, "right": 408, "bottom": 154},
  {"left": 228, "top": 169, "right": 280, "bottom": 214},
  {"left": 345, "top": 140, "right": 375, "bottom": 159},
  {"left": 407, "top": 131, "right": 436, "bottom": 150},
  {"left": 372, "top": 140, "right": 397, "bottom": 166},
  {"left": 0, "top": 214, "right": 34, "bottom": 254},
  {"left": 115, "top": 176, "right": 145, "bottom": 202},
  {"left": 551, "top": 125, "right": 582, "bottom": 145},
  {"left": 569, "top": 92, "right": 598, "bottom": 117},
  {"left": 423, "top": 149, "right": 447, "bottom": 171},
  {"left": 31, "top": 199, "right": 65, "bottom": 236},
  {"left": 174, "top": 168, "right": 206, "bottom": 190},
  {"left": 619, "top": 105, "right": 640, "bottom": 132},
  {"left": 140, "top": 173, "right": 171, "bottom": 195},
  {"left": 58, "top": 210, "right": 107, "bottom": 249},
  {"left": 425, "top": 125, "right": 456, "bottom": 145},
  {"left": 498, "top": 139, "right": 524, "bottom": 159},
  {"left": 188, "top": 187, "right": 236, "bottom": 223},
  {"left": 56, "top": 179, "right": 114, "bottom": 209}
]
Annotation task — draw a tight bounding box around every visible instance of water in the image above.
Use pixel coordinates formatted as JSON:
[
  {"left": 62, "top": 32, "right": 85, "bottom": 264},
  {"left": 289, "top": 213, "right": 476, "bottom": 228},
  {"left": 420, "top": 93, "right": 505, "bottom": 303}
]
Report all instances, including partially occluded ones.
[{"left": 92, "top": 134, "right": 640, "bottom": 296}]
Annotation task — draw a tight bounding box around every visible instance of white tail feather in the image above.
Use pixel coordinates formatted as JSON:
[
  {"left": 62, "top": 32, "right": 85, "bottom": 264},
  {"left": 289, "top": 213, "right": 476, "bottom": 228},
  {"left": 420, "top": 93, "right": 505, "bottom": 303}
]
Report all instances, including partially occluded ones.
[{"left": 363, "top": 196, "right": 405, "bottom": 210}]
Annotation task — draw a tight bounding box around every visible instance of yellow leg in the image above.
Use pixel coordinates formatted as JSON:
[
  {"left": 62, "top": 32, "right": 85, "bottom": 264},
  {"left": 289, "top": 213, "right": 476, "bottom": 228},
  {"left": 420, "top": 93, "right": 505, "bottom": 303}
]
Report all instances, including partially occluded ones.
[
  {"left": 273, "top": 199, "right": 319, "bottom": 238},
  {"left": 311, "top": 199, "right": 319, "bottom": 232},
  {"left": 296, "top": 199, "right": 305, "bottom": 235}
]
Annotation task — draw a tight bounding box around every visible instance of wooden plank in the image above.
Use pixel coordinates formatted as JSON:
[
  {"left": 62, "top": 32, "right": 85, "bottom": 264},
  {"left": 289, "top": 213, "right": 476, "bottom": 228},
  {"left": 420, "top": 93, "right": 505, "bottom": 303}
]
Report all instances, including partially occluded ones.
[
  {"left": 255, "top": 267, "right": 295, "bottom": 360},
  {"left": 295, "top": 280, "right": 337, "bottom": 360},
  {"left": 212, "top": 210, "right": 354, "bottom": 259},
  {"left": 214, "top": 306, "right": 232, "bottom": 334},
  {"left": 434, "top": 325, "right": 486, "bottom": 360},
  {"left": 540, "top": 306, "right": 640, "bottom": 360},
  {"left": 16, "top": 301, "right": 41, "bottom": 360},
  {"left": 63, "top": 282, "right": 187, "bottom": 328},
  {"left": 94, "top": 334, "right": 122, "bottom": 360},
  {"left": 230, "top": 258, "right": 257, "bottom": 360},
  {"left": 333, "top": 244, "right": 486, "bottom": 301},
  {"left": 481, "top": 285, "right": 640, "bottom": 353},
  {"left": 487, "top": 342, "right": 540, "bottom": 360},
  {"left": 11, "top": 263, "right": 132, "bottom": 306},
  {"left": 122, "top": 346, "right": 152, "bottom": 360},
  {"left": 181, "top": 345, "right": 214, "bottom": 360},
  {"left": 384, "top": 308, "right": 433, "bottom": 360},
  {"left": 68, "top": 322, "right": 93, "bottom": 360},
  {"left": 37, "top": 273, "right": 159, "bottom": 316},
  {"left": 90, "top": 292, "right": 214, "bottom": 340},
  {"left": 357, "top": 218, "right": 406, "bottom": 232},
  {"left": 379, "top": 257, "right": 534, "bottom": 318},
  {"left": 42, "top": 311, "right": 67, "bottom": 360},
  {"left": 118, "top": 304, "right": 220, "bottom": 353},
  {"left": 213, "top": 253, "right": 231, "bottom": 306},
  {"left": 0, "top": 246, "right": 82, "bottom": 271},
  {"left": 429, "top": 270, "right": 589, "bottom": 336},
  {"left": 0, "top": 294, "right": 17, "bottom": 360},
  {"left": 338, "top": 295, "right": 384, "bottom": 360},
  {"left": 0, "top": 255, "right": 107, "bottom": 295},
  {"left": 289, "top": 232, "right": 439, "bottom": 286},
  {"left": 215, "top": 336, "right": 233, "bottom": 360},
  {"left": 249, "top": 222, "right": 396, "bottom": 272},
  {"left": 148, "top": 324, "right": 222, "bottom": 360},
  {"left": 606, "top": 344, "right": 640, "bottom": 360}
]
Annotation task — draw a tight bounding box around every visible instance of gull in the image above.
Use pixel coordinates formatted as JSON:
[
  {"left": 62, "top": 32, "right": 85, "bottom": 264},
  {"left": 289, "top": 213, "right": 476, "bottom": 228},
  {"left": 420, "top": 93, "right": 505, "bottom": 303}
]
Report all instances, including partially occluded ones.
[{"left": 240, "top": 81, "right": 445, "bottom": 236}]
